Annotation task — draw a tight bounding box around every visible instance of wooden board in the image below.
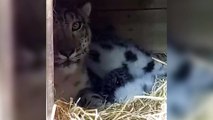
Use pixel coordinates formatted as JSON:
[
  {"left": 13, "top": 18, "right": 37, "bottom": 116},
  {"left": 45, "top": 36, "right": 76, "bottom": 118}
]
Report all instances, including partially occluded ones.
[
  {"left": 91, "top": 0, "right": 167, "bottom": 10},
  {"left": 62, "top": 0, "right": 167, "bottom": 9},
  {"left": 91, "top": 10, "right": 167, "bottom": 52}
]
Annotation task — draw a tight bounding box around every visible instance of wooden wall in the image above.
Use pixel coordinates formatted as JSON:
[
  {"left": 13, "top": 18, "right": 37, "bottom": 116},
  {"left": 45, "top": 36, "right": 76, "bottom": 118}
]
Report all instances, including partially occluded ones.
[{"left": 91, "top": 0, "right": 167, "bottom": 53}]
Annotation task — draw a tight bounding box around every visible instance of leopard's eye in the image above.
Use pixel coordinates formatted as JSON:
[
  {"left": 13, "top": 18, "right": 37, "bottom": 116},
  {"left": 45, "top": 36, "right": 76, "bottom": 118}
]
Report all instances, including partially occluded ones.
[{"left": 72, "top": 22, "right": 82, "bottom": 31}]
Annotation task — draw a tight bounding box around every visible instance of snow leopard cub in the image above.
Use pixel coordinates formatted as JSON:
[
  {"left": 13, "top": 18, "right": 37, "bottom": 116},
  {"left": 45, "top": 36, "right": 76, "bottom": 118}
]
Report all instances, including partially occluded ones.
[{"left": 86, "top": 32, "right": 167, "bottom": 103}]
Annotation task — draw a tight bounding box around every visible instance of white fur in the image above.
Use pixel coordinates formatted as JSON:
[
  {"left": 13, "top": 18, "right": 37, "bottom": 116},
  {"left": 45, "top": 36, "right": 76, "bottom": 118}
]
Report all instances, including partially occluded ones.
[
  {"left": 114, "top": 74, "right": 155, "bottom": 103},
  {"left": 87, "top": 43, "right": 126, "bottom": 78},
  {"left": 126, "top": 46, "right": 153, "bottom": 78},
  {"left": 153, "top": 61, "right": 167, "bottom": 75}
]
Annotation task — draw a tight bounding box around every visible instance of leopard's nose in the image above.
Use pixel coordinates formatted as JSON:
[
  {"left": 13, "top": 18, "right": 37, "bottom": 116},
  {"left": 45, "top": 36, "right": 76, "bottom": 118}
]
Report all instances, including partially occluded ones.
[{"left": 60, "top": 49, "right": 75, "bottom": 58}]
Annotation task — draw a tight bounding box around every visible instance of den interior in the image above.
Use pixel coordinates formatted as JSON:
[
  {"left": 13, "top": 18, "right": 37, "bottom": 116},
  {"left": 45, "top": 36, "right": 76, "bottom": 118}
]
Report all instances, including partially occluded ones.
[
  {"left": 14, "top": 0, "right": 166, "bottom": 120},
  {"left": 54, "top": 0, "right": 167, "bottom": 119}
]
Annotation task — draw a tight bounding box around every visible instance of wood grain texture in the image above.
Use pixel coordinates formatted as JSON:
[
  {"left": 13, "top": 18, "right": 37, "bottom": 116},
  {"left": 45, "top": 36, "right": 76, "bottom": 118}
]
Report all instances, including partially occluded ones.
[
  {"left": 91, "top": 10, "right": 167, "bottom": 52},
  {"left": 0, "top": 0, "right": 14, "bottom": 119},
  {"left": 46, "top": 0, "right": 54, "bottom": 119},
  {"left": 91, "top": 0, "right": 167, "bottom": 10},
  {"left": 60, "top": 0, "right": 167, "bottom": 10}
]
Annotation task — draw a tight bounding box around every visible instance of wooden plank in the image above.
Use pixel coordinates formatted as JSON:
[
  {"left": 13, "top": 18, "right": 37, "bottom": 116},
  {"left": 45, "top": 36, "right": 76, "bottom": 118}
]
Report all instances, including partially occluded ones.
[
  {"left": 60, "top": 0, "right": 167, "bottom": 10},
  {"left": 91, "top": 10, "right": 167, "bottom": 52},
  {"left": 46, "top": 0, "right": 55, "bottom": 119},
  {"left": 0, "top": 0, "right": 14, "bottom": 119},
  {"left": 91, "top": 0, "right": 167, "bottom": 10}
]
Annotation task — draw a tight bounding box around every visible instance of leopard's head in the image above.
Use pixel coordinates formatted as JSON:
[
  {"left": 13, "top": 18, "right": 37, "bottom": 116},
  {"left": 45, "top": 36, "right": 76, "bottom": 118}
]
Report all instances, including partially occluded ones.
[{"left": 54, "top": 2, "right": 92, "bottom": 68}]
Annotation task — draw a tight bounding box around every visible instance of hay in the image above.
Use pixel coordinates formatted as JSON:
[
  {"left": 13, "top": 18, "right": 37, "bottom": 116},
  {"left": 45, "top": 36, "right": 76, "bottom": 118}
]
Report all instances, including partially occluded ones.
[{"left": 54, "top": 76, "right": 167, "bottom": 120}]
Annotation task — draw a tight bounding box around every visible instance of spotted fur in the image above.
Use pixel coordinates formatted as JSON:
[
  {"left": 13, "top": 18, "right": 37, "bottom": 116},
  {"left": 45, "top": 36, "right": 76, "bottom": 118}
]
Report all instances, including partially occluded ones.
[{"left": 86, "top": 34, "right": 167, "bottom": 103}]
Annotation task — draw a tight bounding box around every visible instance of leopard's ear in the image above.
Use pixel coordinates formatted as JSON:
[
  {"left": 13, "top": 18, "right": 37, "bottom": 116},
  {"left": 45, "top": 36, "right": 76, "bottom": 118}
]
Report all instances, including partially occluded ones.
[{"left": 80, "top": 2, "right": 92, "bottom": 17}]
